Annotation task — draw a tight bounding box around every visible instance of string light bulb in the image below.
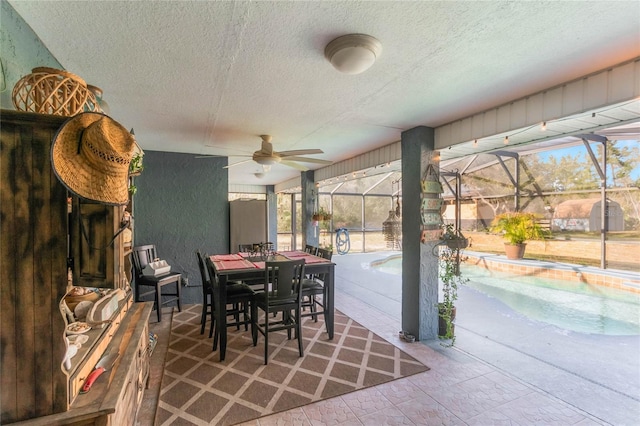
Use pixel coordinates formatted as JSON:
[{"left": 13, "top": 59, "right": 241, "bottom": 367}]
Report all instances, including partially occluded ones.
[
  {"left": 504, "top": 136, "right": 509, "bottom": 145},
  {"left": 541, "top": 121, "right": 547, "bottom": 131}
]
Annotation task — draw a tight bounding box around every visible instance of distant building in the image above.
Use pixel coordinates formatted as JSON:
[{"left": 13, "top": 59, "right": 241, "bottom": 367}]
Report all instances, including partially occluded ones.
[{"left": 552, "top": 198, "right": 624, "bottom": 232}]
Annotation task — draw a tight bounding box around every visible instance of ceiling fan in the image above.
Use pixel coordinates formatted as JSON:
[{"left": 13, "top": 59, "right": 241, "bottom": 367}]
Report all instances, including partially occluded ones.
[{"left": 219, "top": 135, "right": 333, "bottom": 171}]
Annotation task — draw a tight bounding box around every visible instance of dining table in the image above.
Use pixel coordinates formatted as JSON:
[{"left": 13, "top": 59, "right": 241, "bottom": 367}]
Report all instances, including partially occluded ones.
[{"left": 209, "top": 250, "right": 335, "bottom": 361}]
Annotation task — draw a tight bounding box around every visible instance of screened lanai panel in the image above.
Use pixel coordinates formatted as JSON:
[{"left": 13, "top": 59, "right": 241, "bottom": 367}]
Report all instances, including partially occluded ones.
[
  {"left": 444, "top": 141, "right": 620, "bottom": 199},
  {"left": 521, "top": 144, "right": 604, "bottom": 192},
  {"left": 317, "top": 181, "right": 343, "bottom": 193},
  {"left": 364, "top": 196, "right": 394, "bottom": 229},
  {"left": 321, "top": 172, "right": 400, "bottom": 195},
  {"left": 318, "top": 194, "right": 331, "bottom": 212},
  {"left": 444, "top": 154, "right": 518, "bottom": 198},
  {"left": 328, "top": 177, "right": 370, "bottom": 194},
  {"left": 277, "top": 193, "right": 292, "bottom": 233},
  {"left": 332, "top": 195, "right": 362, "bottom": 229},
  {"left": 365, "top": 171, "right": 402, "bottom": 195}
]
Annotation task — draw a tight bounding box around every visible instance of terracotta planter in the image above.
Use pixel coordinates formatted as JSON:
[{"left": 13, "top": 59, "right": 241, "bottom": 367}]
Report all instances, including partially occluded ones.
[{"left": 504, "top": 243, "right": 526, "bottom": 259}]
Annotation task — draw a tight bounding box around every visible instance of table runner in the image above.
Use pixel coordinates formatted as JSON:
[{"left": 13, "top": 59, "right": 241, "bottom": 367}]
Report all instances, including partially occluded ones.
[
  {"left": 212, "top": 258, "right": 257, "bottom": 270},
  {"left": 211, "top": 253, "right": 242, "bottom": 261},
  {"left": 277, "top": 250, "right": 308, "bottom": 257}
]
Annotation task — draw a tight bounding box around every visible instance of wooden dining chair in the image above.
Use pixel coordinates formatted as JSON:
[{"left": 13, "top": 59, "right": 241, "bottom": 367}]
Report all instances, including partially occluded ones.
[
  {"left": 254, "top": 259, "right": 306, "bottom": 364},
  {"left": 195, "top": 250, "right": 214, "bottom": 336},
  {"left": 301, "top": 247, "right": 332, "bottom": 323},
  {"left": 131, "top": 244, "right": 182, "bottom": 322},
  {"left": 204, "top": 256, "right": 257, "bottom": 352},
  {"left": 304, "top": 244, "right": 318, "bottom": 255},
  {"left": 197, "top": 250, "right": 248, "bottom": 337}
]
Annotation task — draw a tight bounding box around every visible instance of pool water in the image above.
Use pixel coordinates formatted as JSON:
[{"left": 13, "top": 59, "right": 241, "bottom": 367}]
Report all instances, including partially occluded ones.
[{"left": 372, "top": 255, "right": 640, "bottom": 336}]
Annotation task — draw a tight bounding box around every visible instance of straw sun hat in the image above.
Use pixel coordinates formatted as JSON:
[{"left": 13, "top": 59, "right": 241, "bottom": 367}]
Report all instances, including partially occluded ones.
[{"left": 51, "top": 112, "right": 135, "bottom": 205}]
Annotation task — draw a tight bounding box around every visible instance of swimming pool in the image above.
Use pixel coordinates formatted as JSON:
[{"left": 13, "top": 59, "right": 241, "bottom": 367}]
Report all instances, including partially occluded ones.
[{"left": 372, "top": 254, "right": 640, "bottom": 336}]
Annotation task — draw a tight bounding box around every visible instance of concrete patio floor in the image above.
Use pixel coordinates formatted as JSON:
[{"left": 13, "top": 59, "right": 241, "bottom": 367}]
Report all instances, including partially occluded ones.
[{"left": 331, "top": 251, "right": 640, "bottom": 425}]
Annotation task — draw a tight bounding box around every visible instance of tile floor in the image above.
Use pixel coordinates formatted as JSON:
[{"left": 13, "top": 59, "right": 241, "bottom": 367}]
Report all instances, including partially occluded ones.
[
  {"left": 146, "top": 251, "right": 637, "bottom": 425},
  {"left": 234, "top": 289, "right": 606, "bottom": 425}
]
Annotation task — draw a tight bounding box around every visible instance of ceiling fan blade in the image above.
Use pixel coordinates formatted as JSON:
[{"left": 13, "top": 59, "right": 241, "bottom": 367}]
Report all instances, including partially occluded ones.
[
  {"left": 223, "top": 159, "right": 253, "bottom": 169},
  {"left": 277, "top": 149, "right": 324, "bottom": 157},
  {"left": 280, "top": 161, "right": 309, "bottom": 171},
  {"left": 282, "top": 156, "right": 333, "bottom": 165}
]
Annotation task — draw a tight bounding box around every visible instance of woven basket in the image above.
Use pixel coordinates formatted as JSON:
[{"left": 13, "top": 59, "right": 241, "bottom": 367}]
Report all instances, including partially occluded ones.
[{"left": 12, "top": 67, "right": 100, "bottom": 116}]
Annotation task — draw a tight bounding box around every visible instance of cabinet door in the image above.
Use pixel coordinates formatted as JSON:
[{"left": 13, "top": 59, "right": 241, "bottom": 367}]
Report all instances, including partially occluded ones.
[
  {"left": 0, "top": 110, "right": 68, "bottom": 422},
  {"left": 71, "top": 199, "right": 119, "bottom": 288}
]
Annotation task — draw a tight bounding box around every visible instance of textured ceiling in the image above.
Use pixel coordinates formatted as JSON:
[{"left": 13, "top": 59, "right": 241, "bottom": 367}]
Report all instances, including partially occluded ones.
[{"left": 8, "top": 1, "right": 640, "bottom": 185}]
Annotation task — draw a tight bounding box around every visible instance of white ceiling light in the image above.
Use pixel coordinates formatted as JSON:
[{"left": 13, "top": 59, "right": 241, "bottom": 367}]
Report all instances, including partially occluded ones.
[{"left": 325, "top": 34, "right": 382, "bottom": 75}]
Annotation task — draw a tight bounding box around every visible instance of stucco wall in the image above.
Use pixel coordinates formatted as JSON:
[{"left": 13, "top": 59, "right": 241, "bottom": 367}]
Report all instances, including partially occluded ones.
[
  {"left": 0, "top": 0, "right": 62, "bottom": 109},
  {"left": 134, "top": 151, "right": 229, "bottom": 305}
]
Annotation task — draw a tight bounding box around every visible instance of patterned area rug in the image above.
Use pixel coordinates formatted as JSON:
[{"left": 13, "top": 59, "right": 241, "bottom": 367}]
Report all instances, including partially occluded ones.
[{"left": 155, "top": 305, "right": 428, "bottom": 425}]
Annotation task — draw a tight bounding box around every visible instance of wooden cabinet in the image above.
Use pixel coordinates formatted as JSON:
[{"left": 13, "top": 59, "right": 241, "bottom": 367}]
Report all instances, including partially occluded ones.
[
  {"left": 72, "top": 200, "right": 117, "bottom": 287},
  {"left": 0, "top": 110, "right": 148, "bottom": 424},
  {"left": 10, "top": 302, "right": 153, "bottom": 426},
  {"left": 1, "top": 111, "right": 69, "bottom": 422},
  {"left": 70, "top": 199, "right": 128, "bottom": 289}
]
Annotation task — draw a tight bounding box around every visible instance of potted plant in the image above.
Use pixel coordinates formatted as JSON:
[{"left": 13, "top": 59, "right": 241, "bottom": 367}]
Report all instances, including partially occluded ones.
[
  {"left": 129, "top": 152, "right": 144, "bottom": 176},
  {"left": 490, "top": 211, "right": 548, "bottom": 259},
  {"left": 128, "top": 151, "right": 144, "bottom": 196},
  {"left": 436, "top": 244, "right": 468, "bottom": 346},
  {"left": 313, "top": 207, "right": 332, "bottom": 221}
]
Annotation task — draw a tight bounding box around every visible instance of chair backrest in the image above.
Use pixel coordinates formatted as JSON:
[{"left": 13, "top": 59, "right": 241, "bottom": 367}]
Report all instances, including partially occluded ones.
[
  {"left": 195, "top": 250, "right": 211, "bottom": 295},
  {"left": 316, "top": 247, "right": 333, "bottom": 261},
  {"left": 304, "top": 245, "right": 318, "bottom": 255},
  {"left": 131, "top": 245, "right": 157, "bottom": 277},
  {"left": 204, "top": 256, "right": 222, "bottom": 297},
  {"left": 264, "top": 259, "right": 305, "bottom": 303},
  {"left": 311, "top": 247, "right": 333, "bottom": 282}
]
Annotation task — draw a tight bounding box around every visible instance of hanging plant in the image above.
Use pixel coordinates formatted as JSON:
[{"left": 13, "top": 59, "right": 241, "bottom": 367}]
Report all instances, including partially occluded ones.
[
  {"left": 440, "top": 223, "right": 469, "bottom": 250},
  {"left": 129, "top": 152, "right": 144, "bottom": 176},
  {"left": 313, "top": 207, "right": 332, "bottom": 221},
  {"left": 437, "top": 245, "right": 468, "bottom": 346}
]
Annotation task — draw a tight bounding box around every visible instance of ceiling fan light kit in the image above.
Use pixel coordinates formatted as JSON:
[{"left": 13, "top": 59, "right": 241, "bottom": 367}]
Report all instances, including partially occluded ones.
[
  {"left": 253, "top": 155, "right": 280, "bottom": 165},
  {"left": 325, "top": 34, "right": 382, "bottom": 75}
]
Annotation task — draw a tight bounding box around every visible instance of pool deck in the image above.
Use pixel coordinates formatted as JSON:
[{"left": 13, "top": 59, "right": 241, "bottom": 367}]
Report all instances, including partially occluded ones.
[{"left": 329, "top": 251, "right": 640, "bottom": 425}]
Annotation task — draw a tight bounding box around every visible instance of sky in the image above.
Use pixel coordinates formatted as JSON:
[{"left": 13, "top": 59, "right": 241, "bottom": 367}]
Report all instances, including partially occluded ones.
[{"left": 537, "top": 140, "right": 639, "bottom": 180}]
